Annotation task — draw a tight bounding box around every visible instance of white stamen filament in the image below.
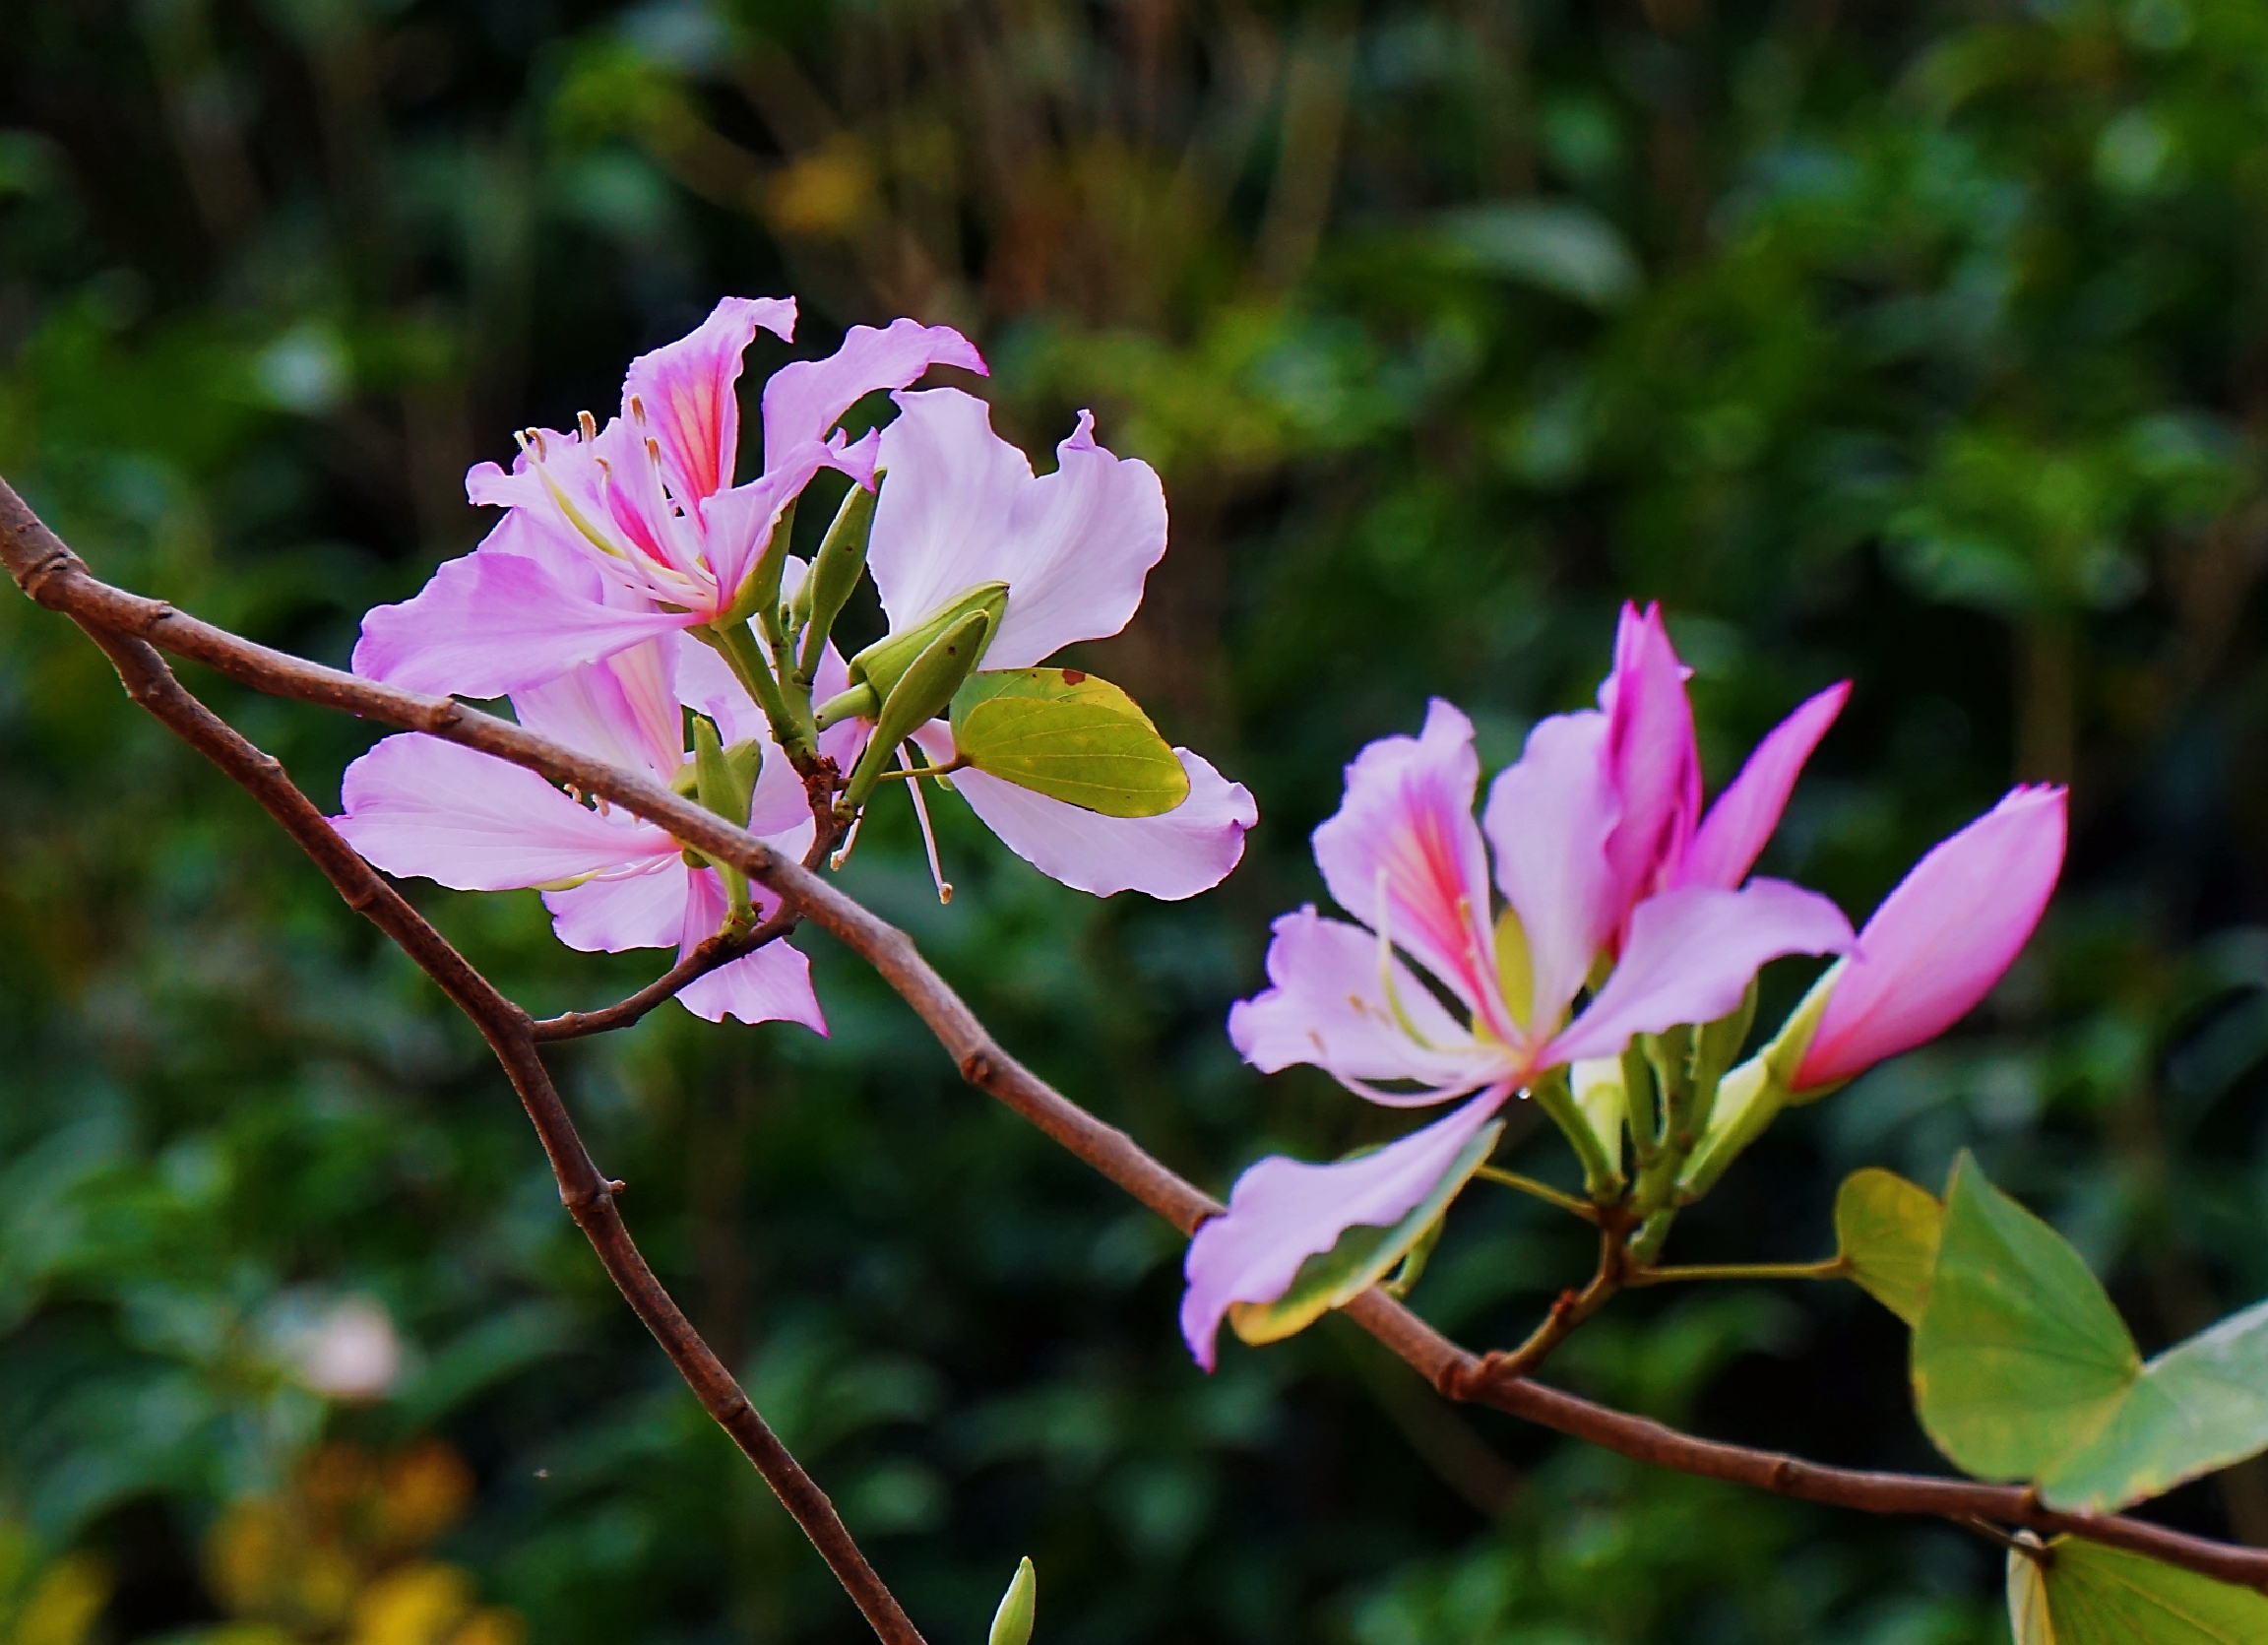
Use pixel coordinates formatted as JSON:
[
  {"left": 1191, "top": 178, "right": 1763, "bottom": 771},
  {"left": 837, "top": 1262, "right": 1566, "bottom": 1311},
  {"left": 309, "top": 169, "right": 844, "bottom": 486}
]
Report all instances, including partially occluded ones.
[
  {"left": 829, "top": 808, "right": 865, "bottom": 871},
  {"left": 899, "top": 743, "right": 953, "bottom": 904}
]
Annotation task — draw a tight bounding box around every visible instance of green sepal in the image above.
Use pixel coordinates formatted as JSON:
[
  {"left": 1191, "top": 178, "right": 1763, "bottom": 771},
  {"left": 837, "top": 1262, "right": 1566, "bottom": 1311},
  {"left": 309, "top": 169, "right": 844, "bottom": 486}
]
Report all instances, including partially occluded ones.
[
  {"left": 988, "top": 1556, "right": 1037, "bottom": 1645},
  {"left": 1227, "top": 1120, "right": 1504, "bottom": 1348},
  {"left": 722, "top": 497, "right": 796, "bottom": 628},
  {"left": 947, "top": 668, "right": 1191, "bottom": 817},
  {"left": 838, "top": 610, "right": 992, "bottom": 815},
  {"left": 1833, "top": 1168, "right": 1942, "bottom": 1325},
  {"left": 2006, "top": 1537, "right": 2268, "bottom": 1644},
  {"left": 691, "top": 717, "right": 761, "bottom": 831},
  {"left": 847, "top": 581, "right": 1008, "bottom": 703},
  {"left": 795, "top": 477, "right": 880, "bottom": 678}
]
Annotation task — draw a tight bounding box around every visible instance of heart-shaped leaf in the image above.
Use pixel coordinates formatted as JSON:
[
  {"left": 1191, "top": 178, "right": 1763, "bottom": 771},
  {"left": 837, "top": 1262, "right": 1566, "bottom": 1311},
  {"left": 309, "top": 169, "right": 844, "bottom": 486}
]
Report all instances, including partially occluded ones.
[
  {"left": 2007, "top": 1539, "right": 2268, "bottom": 1644},
  {"left": 1227, "top": 1121, "right": 1503, "bottom": 1348},
  {"left": 1912, "top": 1153, "right": 2140, "bottom": 1482},
  {"left": 949, "top": 669, "right": 1191, "bottom": 818},
  {"left": 1834, "top": 1168, "right": 1942, "bottom": 1326}
]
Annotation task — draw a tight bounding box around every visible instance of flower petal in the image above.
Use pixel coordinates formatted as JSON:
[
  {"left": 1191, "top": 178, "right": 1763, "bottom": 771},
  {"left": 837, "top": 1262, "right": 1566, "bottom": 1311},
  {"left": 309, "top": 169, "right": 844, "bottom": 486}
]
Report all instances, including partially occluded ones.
[
  {"left": 1227, "top": 907, "right": 1498, "bottom": 1099},
  {"left": 1598, "top": 602, "right": 1701, "bottom": 913},
  {"left": 622, "top": 295, "right": 796, "bottom": 505},
  {"left": 352, "top": 544, "right": 689, "bottom": 698},
  {"left": 336, "top": 735, "right": 673, "bottom": 890},
  {"left": 542, "top": 859, "right": 689, "bottom": 952},
  {"left": 1178, "top": 1092, "right": 1507, "bottom": 1370},
  {"left": 866, "top": 388, "right": 1036, "bottom": 633},
  {"left": 1679, "top": 681, "right": 1850, "bottom": 891},
  {"left": 672, "top": 868, "right": 828, "bottom": 1032},
  {"left": 1312, "top": 700, "right": 1500, "bottom": 1018},
  {"left": 940, "top": 744, "right": 1255, "bottom": 900},
  {"left": 697, "top": 443, "right": 837, "bottom": 611},
  {"left": 511, "top": 642, "right": 685, "bottom": 784},
  {"left": 761, "top": 317, "right": 986, "bottom": 472},
  {"left": 1547, "top": 880, "right": 1855, "bottom": 1065},
  {"left": 1481, "top": 709, "right": 1620, "bottom": 1036},
  {"left": 1795, "top": 787, "right": 2066, "bottom": 1090},
  {"left": 981, "top": 408, "right": 1167, "bottom": 668}
]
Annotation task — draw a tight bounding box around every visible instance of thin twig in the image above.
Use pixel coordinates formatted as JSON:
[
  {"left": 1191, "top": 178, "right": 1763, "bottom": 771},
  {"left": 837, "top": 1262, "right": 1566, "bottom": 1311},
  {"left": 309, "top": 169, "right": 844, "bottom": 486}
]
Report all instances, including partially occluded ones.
[
  {"left": 1626, "top": 1257, "right": 1852, "bottom": 1287},
  {"left": 1474, "top": 1165, "right": 1601, "bottom": 1223},
  {"left": 8, "top": 479, "right": 2268, "bottom": 1595},
  {"left": 50, "top": 619, "right": 926, "bottom": 1645}
]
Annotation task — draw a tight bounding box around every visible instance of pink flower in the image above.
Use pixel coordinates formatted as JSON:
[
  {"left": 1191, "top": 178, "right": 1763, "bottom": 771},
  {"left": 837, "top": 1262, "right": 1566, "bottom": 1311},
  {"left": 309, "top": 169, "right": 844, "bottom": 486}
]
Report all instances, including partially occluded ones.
[
  {"left": 1180, "top": 697, "right": 1855, "bottom": 1367},
  {"left": 334, "top": 632, "right": 830, "bottom": 1031},
  {"left": 866, "top": 388, "right": 1256, "bottom": 900},
  {"left": 353, "top": 297, "right": 985, "bottom": 699},
  {"left": 1791, "top": 786, "right": 2068, "bottom": 1092}
]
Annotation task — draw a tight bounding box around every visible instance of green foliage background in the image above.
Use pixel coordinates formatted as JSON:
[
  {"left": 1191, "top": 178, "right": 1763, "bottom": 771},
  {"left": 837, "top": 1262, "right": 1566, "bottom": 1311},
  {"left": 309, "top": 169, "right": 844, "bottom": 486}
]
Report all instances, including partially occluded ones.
[{"left": 4, "top": 1, "right": 2268, "bottom": 1639}]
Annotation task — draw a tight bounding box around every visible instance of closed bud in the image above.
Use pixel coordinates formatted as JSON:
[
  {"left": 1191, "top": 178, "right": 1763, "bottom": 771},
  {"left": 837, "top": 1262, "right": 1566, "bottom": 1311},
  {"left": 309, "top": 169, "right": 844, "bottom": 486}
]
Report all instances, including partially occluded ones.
[
  {"left": 847, "top": 581, "right": 1008, "bottom": 705},
  {"left": 795, "top": 476, "right": 881, "bottom": 665},
  {"left": 839, "top": 609, "right": 993, "bottom": 814},
  {"left": 988, "top": 1557, "right": 1037, "bottom": 1645}
]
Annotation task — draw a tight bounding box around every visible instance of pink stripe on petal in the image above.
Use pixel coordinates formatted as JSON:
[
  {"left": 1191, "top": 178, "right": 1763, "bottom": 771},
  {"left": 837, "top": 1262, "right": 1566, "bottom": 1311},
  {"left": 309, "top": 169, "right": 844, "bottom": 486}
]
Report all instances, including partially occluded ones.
[
  {"left": 336, "top": 735, "right": 673, "bottom": 891},
  {"left": 761, "top": 317, "right": 986, "bottom": 473},
  {"left": 1547, "top": 879, "right": 1854, "bottom": 1065},
  {"left": 1679, "top": 681, "right": 1850, "bottom": 891},
  {"left": 1179, "top": 1091, "right": 1508, "bottom": 1371},
  {"left": 1313, "top": 701, "right": 1501, "bottom": 1018},
  {"left": 622, "top": 295, "right": 796, "bottom": 504},
  {"left": 1794, "top": 787, "right": 2066, "bottom": 1090}
]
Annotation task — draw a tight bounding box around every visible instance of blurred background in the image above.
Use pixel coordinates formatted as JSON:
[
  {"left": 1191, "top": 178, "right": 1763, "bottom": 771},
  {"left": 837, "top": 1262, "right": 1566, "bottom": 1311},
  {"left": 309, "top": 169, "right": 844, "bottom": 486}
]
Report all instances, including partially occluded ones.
[{"left": 4, "top": 0, "right": 2268, "bottom": 1640}]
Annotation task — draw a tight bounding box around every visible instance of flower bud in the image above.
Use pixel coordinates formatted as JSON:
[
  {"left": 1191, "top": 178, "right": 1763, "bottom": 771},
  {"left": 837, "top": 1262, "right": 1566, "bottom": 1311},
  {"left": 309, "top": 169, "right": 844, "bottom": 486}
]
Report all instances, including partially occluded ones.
[
  {"left": 794, "top": 475, "right": 881, "bottom": 667},
  {"left": 846, "top": 581, "right": 1008, "bottom": 705},
  {"left": 839, "top": 608, "right": 993, "bottom": 814},
  {"left": 988, "top": 1557, "right": 1037, "bottom": 1645}
]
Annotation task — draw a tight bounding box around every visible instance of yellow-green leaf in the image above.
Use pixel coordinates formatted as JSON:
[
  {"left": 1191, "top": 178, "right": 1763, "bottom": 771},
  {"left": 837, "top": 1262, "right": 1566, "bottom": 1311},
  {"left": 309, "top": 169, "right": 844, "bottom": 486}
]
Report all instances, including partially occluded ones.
[
  {"left": 1912, "top": 1153, "right": 2140, "bottom": 1482},
  {"left": 2006, "top": 1539, "right": 2268, "bottom": 1644},
  {"left": 949, "top": 669, "right": 1191, "bottom": 818},
  {"left": 1834, "top": 1168, "right": 1943, "bottom": 1326},
  {"left": 1228, "top": 1121, "right": 1502, "bottom": 1348}
]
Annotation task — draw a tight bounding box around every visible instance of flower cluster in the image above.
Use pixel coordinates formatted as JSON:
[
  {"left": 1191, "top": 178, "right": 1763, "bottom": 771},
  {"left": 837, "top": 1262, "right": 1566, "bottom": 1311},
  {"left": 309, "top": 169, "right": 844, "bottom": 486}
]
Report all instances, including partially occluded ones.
[
  {"left": 336, "top": 296, "right": 1255, "bottom": 1029},
  {"left": 1181, "top": 605, "right": 2066, "bottom": 1367}
]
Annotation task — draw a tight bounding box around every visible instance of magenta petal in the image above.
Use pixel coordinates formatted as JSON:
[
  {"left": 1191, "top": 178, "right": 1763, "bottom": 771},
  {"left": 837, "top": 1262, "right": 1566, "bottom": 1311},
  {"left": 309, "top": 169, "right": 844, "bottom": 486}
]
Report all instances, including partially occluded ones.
[
  {"left": 622, "top": 295, "right": 796, "bottom": 504},
  {"left": 336, "top": 735, "right": 673, "bottom": 890},
  {"left": 1598, "top": 602, "right": 1701, "bottom": 913},
  {"left": 1312, "top": 700, "right": 1501, "bottom": 1018},
  {"left": 511, "top": 642, "right": 684, "bottom": 783},
  {"left": 1178, "top": 1091, "right": 1507, "bottom": 1371},
  {"left": 1548, "top": 880, "right": 1855, "bottom": 1065},
  {"left": 761, "top": 317, "right": 986, "bottom": 472},
  {"left": 866, "top": 388, "right": 1036, "bottom": 634},
  {"left": 542, "top": 860, "right": 689, "bottom": 952},
  {"left": 1226, "top": 907, "right": 1496, "bottom": 1097},
  {"left": 698, "top": 446, "right": 833, "bottom": 607},
  {"left": 1794, "top": 786, "right": 2067, "bottom": 1090},
  {"left": 1679, "top": 681, "right": 1850, "bottom": 891},
  {"left": 944, "top": 747, "right": 1256, "bottom": 900},
  {"left": 1481, "top": 710, "right": 1620, "bottom": 1034},
  {"left": 352, "top": 549, "right": 690, "bottom": 698},
  {"left": 671, "top": 868, "right": 828, "bottom": 1032}
]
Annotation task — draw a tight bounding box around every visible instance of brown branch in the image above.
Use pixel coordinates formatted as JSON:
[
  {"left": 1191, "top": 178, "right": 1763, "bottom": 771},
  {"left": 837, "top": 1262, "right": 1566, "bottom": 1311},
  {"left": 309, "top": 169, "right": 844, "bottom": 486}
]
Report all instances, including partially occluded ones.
[
  {"left": 43, "top": 618, "right": 926, "bottom": 1644},
  {"left": 531, "top": 910, "right": 793, "bottom": 1042},
  {"left": 9, "top": 477, "right": 2268, "bottom": 1595}
]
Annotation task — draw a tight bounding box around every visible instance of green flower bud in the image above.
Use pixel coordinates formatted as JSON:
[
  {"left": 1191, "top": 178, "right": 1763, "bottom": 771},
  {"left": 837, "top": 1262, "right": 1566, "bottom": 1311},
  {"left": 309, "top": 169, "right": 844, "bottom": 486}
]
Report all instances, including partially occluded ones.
[
  {"left": 846, "top": 581, "right": 1008, "bottom": 705},
  {"left": 988, "top": 1557, "right": 1037, "bottom": 1645},
  {"left": 839, "top": 609, "right": 993, "bottom": 815},
  {"left": 794, "top": 476, "right": 881, "bottom": 675}
]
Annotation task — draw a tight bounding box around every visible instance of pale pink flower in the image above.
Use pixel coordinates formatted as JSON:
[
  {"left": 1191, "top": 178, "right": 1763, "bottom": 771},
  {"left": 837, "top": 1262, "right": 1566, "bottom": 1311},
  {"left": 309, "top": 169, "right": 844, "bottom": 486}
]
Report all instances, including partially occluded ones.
[
  {"left": 1792, "top": 785, "right": 2068, "bottom": 1092},
  {"left": 865, "top": 388, "right": 1255, "bottom": 900},
  {"left": 1181, "top": 697, "right": 1854, "bottom": 1367},
  {"left": 354, "top": 297, "right": 984, "bottom": 698},
  {"left": 335, "top": 632, "right": 831, "bottom": 1031}
]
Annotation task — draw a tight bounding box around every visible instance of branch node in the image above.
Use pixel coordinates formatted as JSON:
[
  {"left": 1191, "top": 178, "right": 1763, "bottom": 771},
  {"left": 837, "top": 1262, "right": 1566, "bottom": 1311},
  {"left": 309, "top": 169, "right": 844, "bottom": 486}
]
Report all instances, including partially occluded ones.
[{"left": 959, "top": 1049, "right": 994, "bottom": 1085}]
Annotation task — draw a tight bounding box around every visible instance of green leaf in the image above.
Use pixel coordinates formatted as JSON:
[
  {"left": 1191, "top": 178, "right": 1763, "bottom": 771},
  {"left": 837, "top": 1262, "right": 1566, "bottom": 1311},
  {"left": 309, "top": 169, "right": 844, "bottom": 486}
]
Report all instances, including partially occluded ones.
[
  {"left": 949, "top": 669, "right": 1192, "bottom": 818},
  {"left": 1833, "top": 1169, "right": 1943, "bottom": 1326},
  {"left": 988, "top": 1555, "right": 1037, "bottom": 1645},
  {"left": 2040, "top": 1297, "right": 2268, "bottom": 1513},
  {"left": 1912, "top": 1153, "right": 2140, "bottom": 1482},
  {"left": 1228, "top": 1121, "right": 1503, "bottom": 1348},
  {"left": 2006, "top": 1539, "right": 2268, "bottom": 1644}
]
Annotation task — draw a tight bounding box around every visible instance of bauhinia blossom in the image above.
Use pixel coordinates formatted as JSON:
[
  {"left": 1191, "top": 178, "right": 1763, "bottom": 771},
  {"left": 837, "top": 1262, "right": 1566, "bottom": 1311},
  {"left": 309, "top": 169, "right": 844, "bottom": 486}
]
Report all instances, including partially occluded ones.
[
  {"left": 353, "top": 297, "right": 984, "bottom": 699},
  {"left": 1791, "top": 785, "right": 2067, "bottom": 1092},
  {"left": 334, "top": 633, "right": 829, "bottom": 1031},
  {"left": 860, "top": 387, "right": 1256, "bottom": 900},
  {"left": 1180, "top": 635, "right": 1858, "bottom": 1366}
]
